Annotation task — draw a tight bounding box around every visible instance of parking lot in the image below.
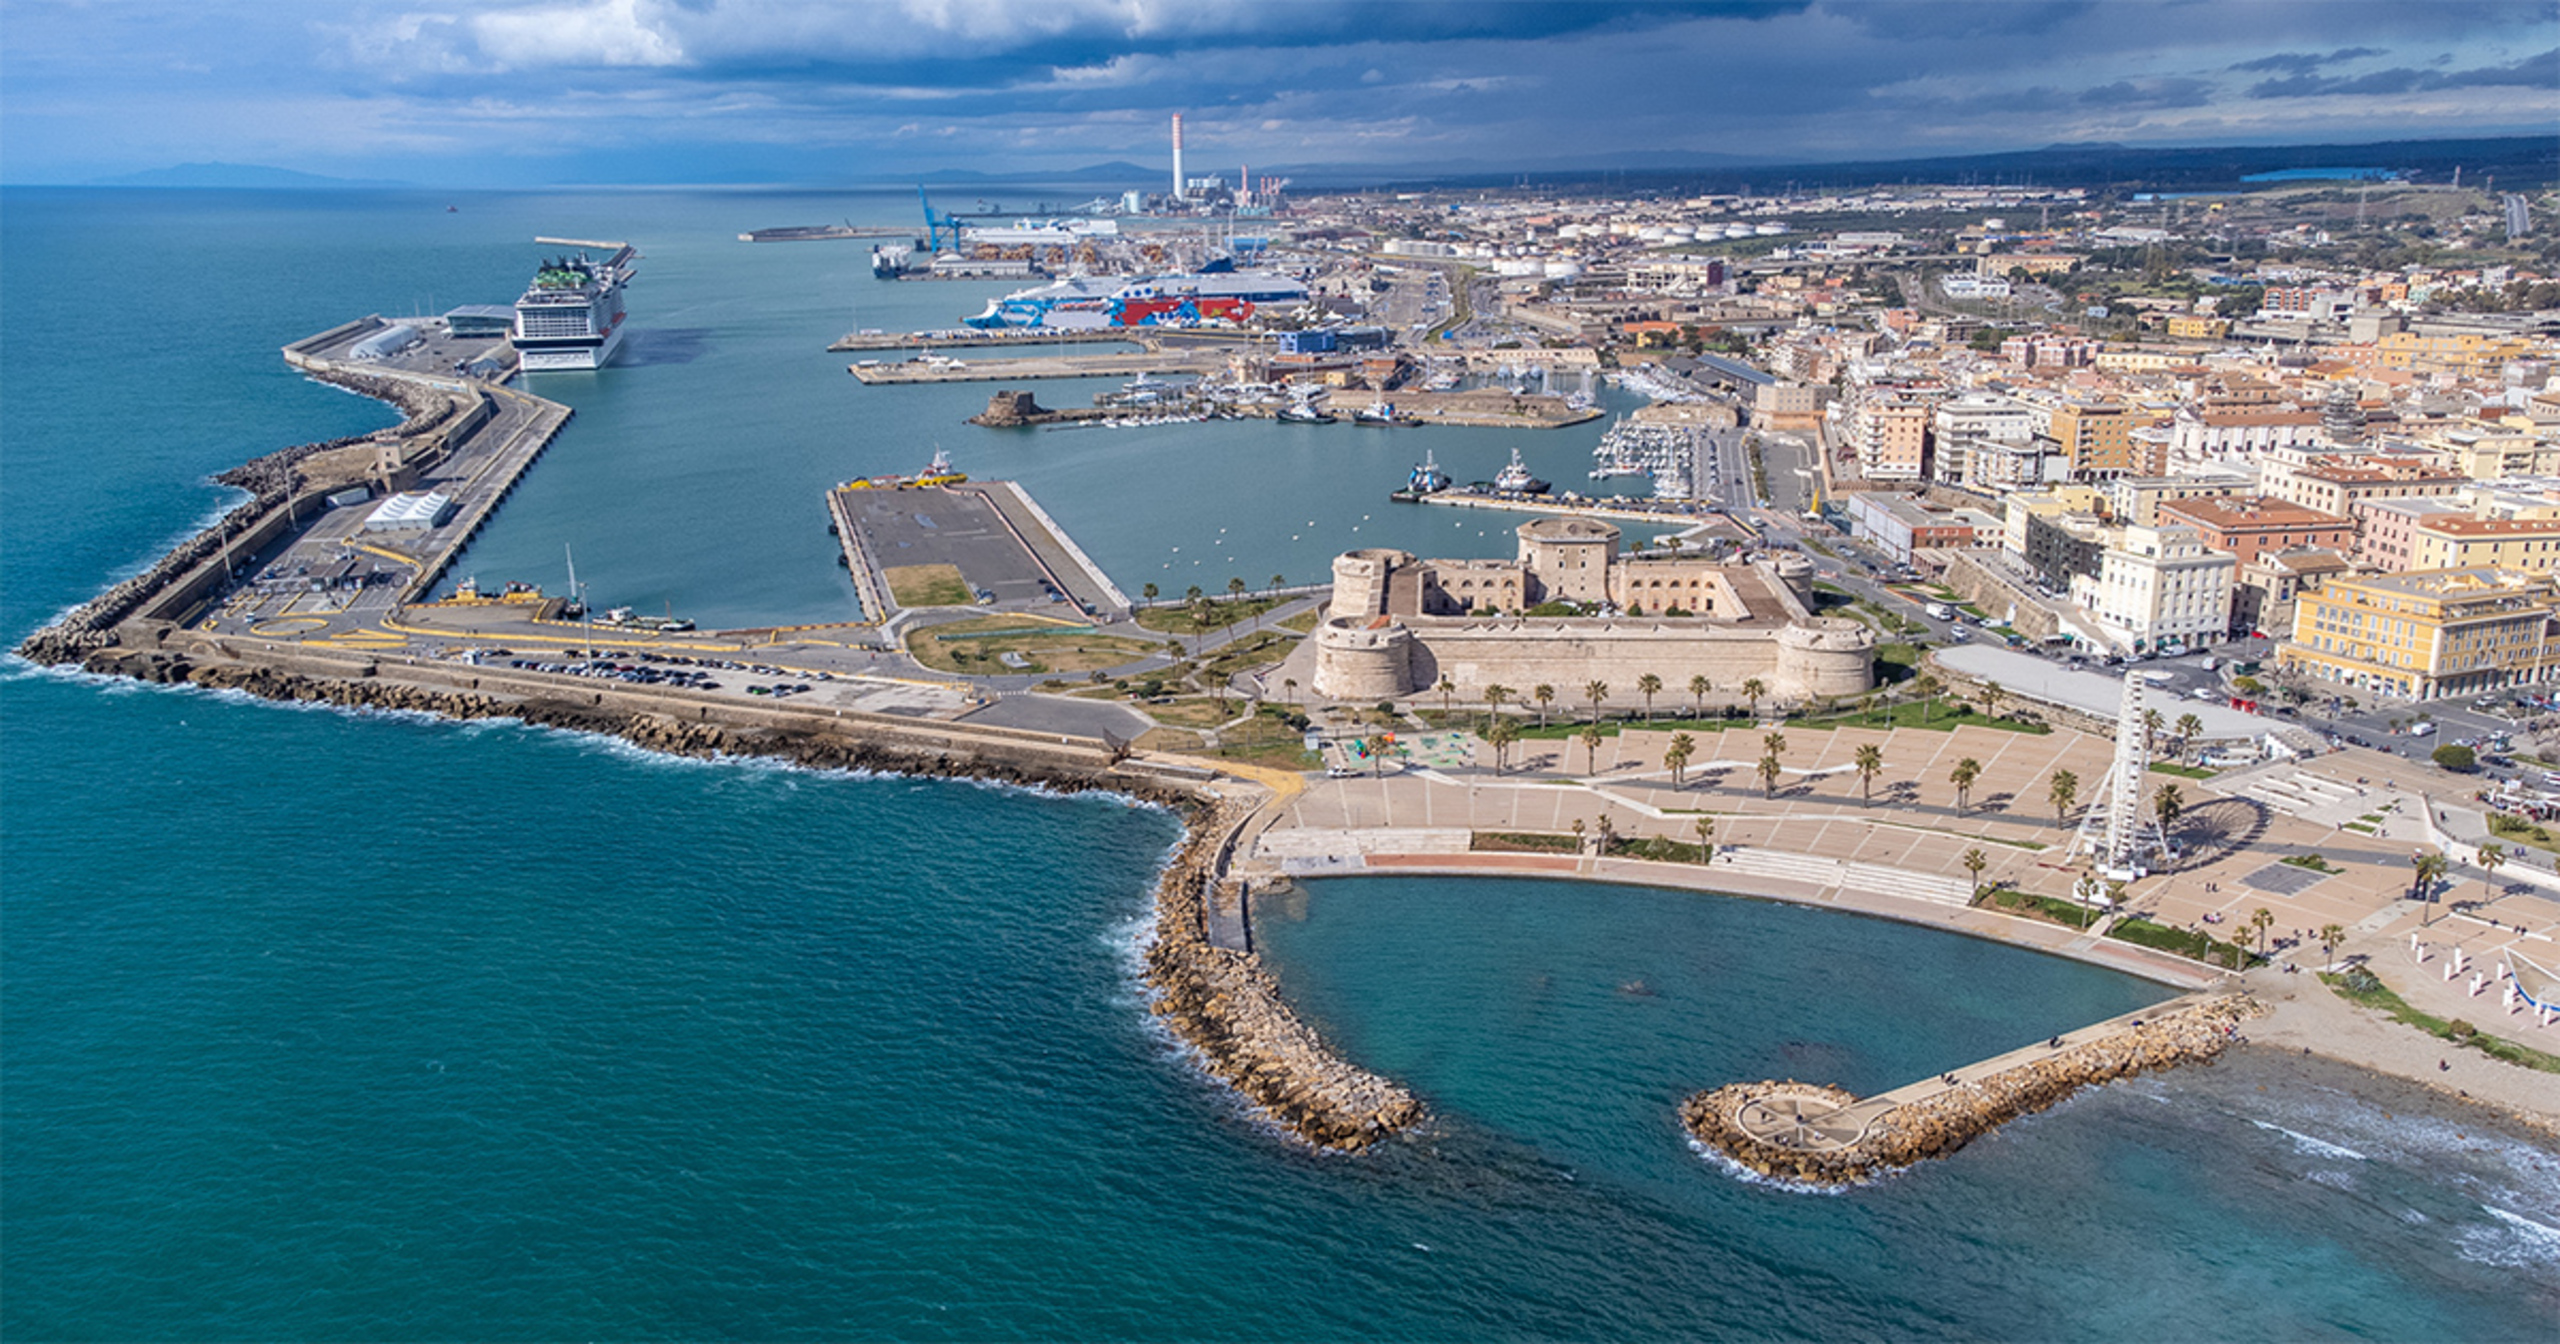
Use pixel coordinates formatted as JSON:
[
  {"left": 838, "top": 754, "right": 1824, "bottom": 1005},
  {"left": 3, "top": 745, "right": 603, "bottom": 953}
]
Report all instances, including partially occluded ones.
[{"left": 836, "top": 486, "right": 1062, "bottom": 611}]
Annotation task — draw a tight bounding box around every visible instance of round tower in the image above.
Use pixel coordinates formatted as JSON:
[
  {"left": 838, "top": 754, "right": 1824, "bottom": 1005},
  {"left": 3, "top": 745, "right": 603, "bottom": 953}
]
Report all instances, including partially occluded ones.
[
  {"left": 1313, "top": 616, "right": 1416, "bottom": 701},
  {"left": 1330, "top": 548, "right": 1413, "bottom": 620},
  {"left": 1775, "top": 617, "right": 1877, "bottom": 700},
  {"left": 1770, "top": 552, "right": 1817, "bottom": 608}
]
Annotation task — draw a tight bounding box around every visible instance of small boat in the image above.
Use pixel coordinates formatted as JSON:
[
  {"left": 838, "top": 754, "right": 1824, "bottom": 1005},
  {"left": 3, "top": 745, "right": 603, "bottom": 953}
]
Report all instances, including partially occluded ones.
[
  {"left": 1278, "top": 400, "right": 1336, "bottom": 424},
  {"left": 1353, "top": 401, "right": 1401, "bottom": 426},
  {"left": 1494, "top": 447, "right": 1550, "bottom": 495},
  {"left": 1406, "top": 449, "right": 1451, "bottom": 495}
]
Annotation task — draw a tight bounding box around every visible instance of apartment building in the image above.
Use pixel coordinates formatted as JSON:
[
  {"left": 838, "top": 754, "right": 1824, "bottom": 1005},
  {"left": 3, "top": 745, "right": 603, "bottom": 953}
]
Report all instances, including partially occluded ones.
[
  {"left": 2074, "top": 524, "right": 2236, "bottom": 652},
  {"left": 2101, "top": 472, "right": 2253, "bottom": 527},
  {"left": 2408, "top": 514, "right": 2560, "bottom": 575},
  {"left": 2156, "top": 496, "right": 2357, "bottom": 567},
  {"left": 2273, "top": 459, "right": 2469, "bottom": 516},
  {"left": 2281, "top": 567, "right": 2560, "bottom": 701}
]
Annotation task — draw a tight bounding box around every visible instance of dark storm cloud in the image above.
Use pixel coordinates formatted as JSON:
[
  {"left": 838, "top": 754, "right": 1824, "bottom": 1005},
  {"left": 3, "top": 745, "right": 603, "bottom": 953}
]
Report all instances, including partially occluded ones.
[
  {"left": 2227, "top": 46, "right": 2385, "bottom": 74},
  {"left": 2247, "top": 46, "right": 2560, "bottom": 98}
]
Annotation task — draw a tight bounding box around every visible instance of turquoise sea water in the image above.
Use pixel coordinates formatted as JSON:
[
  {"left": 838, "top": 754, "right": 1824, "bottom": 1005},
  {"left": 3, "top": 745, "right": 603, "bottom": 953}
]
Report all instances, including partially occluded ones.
[{"left": 5, "top": 188, "right": 2557, "bottom": 1339}]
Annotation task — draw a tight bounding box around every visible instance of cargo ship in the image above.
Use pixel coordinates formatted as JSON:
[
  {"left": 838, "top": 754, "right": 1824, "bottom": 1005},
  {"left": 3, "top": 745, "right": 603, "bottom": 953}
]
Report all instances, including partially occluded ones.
[
  {"left": 739, "top": 224, "right": 864, "bottom": 242},
  {"left": 512, "top": 239, "right": 637, "bottom": 371}
]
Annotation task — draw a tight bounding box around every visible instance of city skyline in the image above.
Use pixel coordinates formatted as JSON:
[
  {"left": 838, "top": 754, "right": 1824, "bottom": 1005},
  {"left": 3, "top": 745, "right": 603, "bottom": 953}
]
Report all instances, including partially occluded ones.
[{"left": 2, "top": 0, "right": 2554, "bottom": 187}]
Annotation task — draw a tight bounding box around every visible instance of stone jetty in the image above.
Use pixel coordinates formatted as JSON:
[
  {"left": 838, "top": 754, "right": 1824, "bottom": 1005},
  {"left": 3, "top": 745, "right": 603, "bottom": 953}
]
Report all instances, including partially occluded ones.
[
  {"left": 1144, "top": 799, "right": 1424, "bottom": 1150},
  {"left": 1682, "top": 993, "right": 2259, "bottom": 1185}
]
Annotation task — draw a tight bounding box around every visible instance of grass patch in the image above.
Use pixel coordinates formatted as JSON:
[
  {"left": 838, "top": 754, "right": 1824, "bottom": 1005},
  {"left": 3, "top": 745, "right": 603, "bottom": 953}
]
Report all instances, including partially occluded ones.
[
  {"left": 2321, "top": 968, "right": 2560, "bottom": 1074},
  {"left": 2487, "top": 811, "right": 2560, "bottom": 856},
  {"left": 2343, "top": 822, "right": 2378, "bottom": 834},
  {"left": 2148, "top": 761, "right": 2218, "bottom": 779},
  {"left": 884, "top": 563, "right": 972, "bottom": 608},
  {"left": 2108, "top": 916, "right": 2259, "bottom": 970},
  {"left": 1145, "top": 698, "right": 1245, "bottom": 729},
  {"left": 1135, "top": 595, "right": 1287, "bottom": 635},
  {"left": 1795, "top": 701, "right": 2050, "bottom": 734},
  {"left": 1200, "top": 629, "right": 1299, "bottom": 680},
  {"left": 1980, "top": 887, "right": 2103, "bottom": 929},
  {"left": 906, "top": 614, "right": 1157, "bottom": 675},
  {"left": 2279, "top": 853, "right": 2341, "bottom": 875},
  {"left": 1279, "top": 609, "right": 1322, "bottom": 633},
  {"left": 1472, "top": 831, "right": 1580, "bottom": 854},
  {"left": 1132, "top": 725, "right": 1205, "bottom": 752}
]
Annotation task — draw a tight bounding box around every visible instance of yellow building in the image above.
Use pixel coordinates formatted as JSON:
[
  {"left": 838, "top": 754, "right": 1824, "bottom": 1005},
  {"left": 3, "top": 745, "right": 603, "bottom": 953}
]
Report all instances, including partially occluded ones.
[
  {"left": 2409, "top": 516, "right": 2560, "bottom": 574},
  {"left": 2376, "top": 331, "right": 2532, "bottom": 377},
  {"left": 2429, "top": 426, "right": 2560, "bottom": 480},
  {"left": 2280, "top": 567, "right": 2560, "bottom": 701},
  {"left": 2164, "top": 315, "right": 2231, "bottom": 340}
]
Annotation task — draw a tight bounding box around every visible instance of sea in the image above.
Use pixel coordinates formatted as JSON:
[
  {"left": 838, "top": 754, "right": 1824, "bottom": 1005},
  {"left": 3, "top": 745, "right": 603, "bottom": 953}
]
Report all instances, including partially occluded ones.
[{"left": 4, "top": 186, "right": 2555, "bottom": 1340}]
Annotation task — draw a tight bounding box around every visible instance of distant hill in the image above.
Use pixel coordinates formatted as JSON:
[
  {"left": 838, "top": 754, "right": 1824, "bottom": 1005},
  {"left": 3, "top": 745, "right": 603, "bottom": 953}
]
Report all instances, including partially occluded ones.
[{"left": 92, "top": 162, "right": 411, "bottom": 189}]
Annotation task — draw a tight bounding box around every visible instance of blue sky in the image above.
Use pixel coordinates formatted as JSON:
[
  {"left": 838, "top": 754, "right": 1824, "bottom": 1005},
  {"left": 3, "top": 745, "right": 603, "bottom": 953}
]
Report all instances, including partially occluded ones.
[{"left": 3, "top": 0, "right": 2553, "bottom": 185}]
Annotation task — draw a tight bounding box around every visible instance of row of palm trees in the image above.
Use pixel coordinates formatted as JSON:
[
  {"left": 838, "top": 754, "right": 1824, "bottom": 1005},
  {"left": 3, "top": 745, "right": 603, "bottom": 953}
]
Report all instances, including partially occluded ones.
[
  {"left": 2410, "top": 842, "right": 2511, "bottom": 927},
  {"left": 1442, "top": 675, "right": 1776, "bottom": 729}
]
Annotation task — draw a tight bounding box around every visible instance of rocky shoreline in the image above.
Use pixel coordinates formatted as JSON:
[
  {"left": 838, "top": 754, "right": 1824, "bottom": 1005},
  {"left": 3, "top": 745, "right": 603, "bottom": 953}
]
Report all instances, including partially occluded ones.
[
  {"left": 1682, "top": 994, "right": 2259, "bottom": 1185},
  {"left": 1141, "top": 797, "right": 1425, "bottom": 1150}
]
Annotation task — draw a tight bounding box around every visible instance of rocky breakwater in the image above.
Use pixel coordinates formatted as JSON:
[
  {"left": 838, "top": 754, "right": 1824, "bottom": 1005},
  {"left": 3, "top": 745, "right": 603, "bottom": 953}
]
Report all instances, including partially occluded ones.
[
  {"left": 1144, "top": 799, "right": 1424, "bottom": 1151},
  {"left": 1682, "top": 994, "right": 2260, "bottom": 1185}
]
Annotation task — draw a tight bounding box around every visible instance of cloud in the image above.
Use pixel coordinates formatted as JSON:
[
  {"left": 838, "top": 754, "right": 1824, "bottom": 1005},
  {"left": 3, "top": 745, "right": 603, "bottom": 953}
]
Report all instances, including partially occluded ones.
[
  {"left": 470, "top": 0, "right": 684, "bottom": 68},
  {"left": 2227, "top": 46, "right": 2385, "bottom": 74},
  {"left": 2246, "top": 46, "right": 2559, "bottom": 98}
]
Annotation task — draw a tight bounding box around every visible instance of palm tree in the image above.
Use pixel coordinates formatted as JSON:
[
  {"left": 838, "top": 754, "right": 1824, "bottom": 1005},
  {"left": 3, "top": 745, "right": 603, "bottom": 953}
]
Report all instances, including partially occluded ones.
[
  {"left": 1186, "top": 584, "right": 1204, "bottom": 603},
  {"left": 2411, "top": 851, "right": 2450, "bottom": 925},
  {"left": 1757, "top": 751, "right": 1783, "bottom": 797},
  {"left": 1228, "top": 576, "right": 1247, "bottom": 604},
  {"left": 1363, "top": 732, "right": 1392, "bottom": 777},
  {"left": 1963, "top": 847, "right": 1989, "bottom": 900},
  {"left": 1854, "top": 743, "right": 1884, "bottom": 802},
  {"left": 2480, "top": 841, "right": 2509, "bottom": 908},
  {"left": 1270, "top": 573, "right": 1285, "bottom": 595},
  {"left": 2048, "top": 768, "right": 2079, "bottom": 823},
  {"left": 1595, "top": 814, "right": 1616, "bottom": 855},
  {"left": 2318, "top": 922, "right": 2346, "bottom": 967},
  {"left": 1282, "top": 677, "right": 1297, "bottom": 705},
  {"left": 1666, "top": 732, "right": 1696, "bottom": 788},
  {"left": 1638, "top": 672, "right": 1663, "bottom": 722},
  {"left": 1580, "top": 725, "right": 1606, "bottom": 777},
  {"left": 1690, "top": 674, "right": 1711, "bottom": 719},
  {"left": 1980, "top": 680, "right": 2004, "bottom": 721},
  {"left": 2175, "top": 712, "right": 2204, "bottom": 760},
  {"left": 2249, "top": 906, "right": 2276, "bottom": 957},
  {"left": 2153, "top": 781, "right": 2185, "bottom": 832},
  {"left": 1763, "top": 730, "right": 1787, "bottom": 762},
  {"left": 1913, "top": 672, "right": 1942, "bottom": 726},
  {"left": 1740, "top": 677, "right": 1767, "bottom": 720},
  {"left": 1585, "top": 680, "right": 1609, "bottom": 724},
  {"left": 1570, "top": 817, "right": 1587, "bottom": 853},
  {"left": 1483, "top": 683, "right": 1512, "bottom": 733},
  {"left": 1693, "top": 814, "right": 1715, "bottom": 864},
  {"left": 1487, "top": 717, "right": 1520, "bottom": 774},
  {"left": 1533, "top": 683, "right": 1556, "bottom": 729},
  {"left": 1950, "top": 757, "right": 1982, "bottom": 811},
  {"left": 1142, "top": 582, "right": 1160, "bottom": 605},
  {"left": 1438, "top": 675, "right": 1456, "bottom": 718},
  {"left": 2141, "top": 707, "right": 2164, "bottom": 754},
  {"left": 2102, "top": 880, "right": 2127, "bottom": 931}
]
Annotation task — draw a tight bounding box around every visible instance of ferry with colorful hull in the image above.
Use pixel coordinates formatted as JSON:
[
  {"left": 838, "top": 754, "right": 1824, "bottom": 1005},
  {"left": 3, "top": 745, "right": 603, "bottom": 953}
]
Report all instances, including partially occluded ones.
[{"left": 965, "top": 258, "right": 1308, "bottom": 330}]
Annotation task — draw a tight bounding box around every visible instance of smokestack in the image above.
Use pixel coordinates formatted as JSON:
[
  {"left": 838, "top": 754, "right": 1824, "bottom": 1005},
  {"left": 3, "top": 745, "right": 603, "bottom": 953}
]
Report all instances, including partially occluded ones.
[
  {"left": 1241, "top": 163, "right": 1250, "bottom": 201},
  {"left": 1171, "top": 113, "right": 1185, "bottom": 201}
]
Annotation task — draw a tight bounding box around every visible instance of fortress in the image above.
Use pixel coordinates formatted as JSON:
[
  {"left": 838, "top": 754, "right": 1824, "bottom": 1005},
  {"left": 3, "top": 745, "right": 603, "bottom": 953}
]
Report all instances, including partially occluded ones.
[{"left": 1312, "top": 517, "right": 1876, "bottom": 706}]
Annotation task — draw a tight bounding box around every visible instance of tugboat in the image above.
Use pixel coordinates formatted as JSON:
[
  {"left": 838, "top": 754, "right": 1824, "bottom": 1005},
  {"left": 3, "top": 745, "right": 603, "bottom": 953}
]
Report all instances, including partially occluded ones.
[
  {"left": 1406, "top": 448, "right": 1452, "bottom": 495},
  {"left": 1353, "top": 401, "right": 1402, "bottom": 427},
  {"left": 1493, "top": 447, "right": 1551, "bottom": 495}
]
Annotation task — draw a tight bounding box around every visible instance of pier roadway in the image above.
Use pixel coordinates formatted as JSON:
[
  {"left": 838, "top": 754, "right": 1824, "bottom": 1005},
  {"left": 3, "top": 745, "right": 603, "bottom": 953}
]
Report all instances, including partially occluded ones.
[{"left": 849, "top": 349, "right": 1231, "bottom": 384}]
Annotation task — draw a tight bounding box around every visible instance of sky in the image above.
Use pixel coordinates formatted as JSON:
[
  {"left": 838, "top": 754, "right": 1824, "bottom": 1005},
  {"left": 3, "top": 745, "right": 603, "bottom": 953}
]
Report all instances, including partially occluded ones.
[{"left": 2, "top": 0, "right": 2554, "bottom": 186}]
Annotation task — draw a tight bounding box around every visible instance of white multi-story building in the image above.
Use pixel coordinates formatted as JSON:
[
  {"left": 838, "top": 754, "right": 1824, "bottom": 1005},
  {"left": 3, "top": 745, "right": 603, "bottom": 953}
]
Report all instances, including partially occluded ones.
[{"left": 2072, "top": 523, "right": 2236, "bottom": 653}]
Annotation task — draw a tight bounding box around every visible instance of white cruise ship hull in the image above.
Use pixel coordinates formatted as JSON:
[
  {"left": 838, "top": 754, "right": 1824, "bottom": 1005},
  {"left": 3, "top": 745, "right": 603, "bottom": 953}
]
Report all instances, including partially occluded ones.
[{"left": 518, "top": 322, "right": 627, "bottom": 371}]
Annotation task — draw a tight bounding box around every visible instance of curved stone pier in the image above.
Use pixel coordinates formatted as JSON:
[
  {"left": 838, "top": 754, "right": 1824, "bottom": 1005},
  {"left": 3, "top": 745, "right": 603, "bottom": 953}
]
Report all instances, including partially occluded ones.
[{"left": 1683, "top": 993, "right": 2259, "bottom": 1185}]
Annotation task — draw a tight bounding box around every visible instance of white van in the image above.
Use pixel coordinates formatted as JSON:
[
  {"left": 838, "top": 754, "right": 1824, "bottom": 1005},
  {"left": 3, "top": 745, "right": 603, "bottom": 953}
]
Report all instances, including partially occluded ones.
[{"left": 2409, "top": 722, "right": 2436, "bottom": 737}]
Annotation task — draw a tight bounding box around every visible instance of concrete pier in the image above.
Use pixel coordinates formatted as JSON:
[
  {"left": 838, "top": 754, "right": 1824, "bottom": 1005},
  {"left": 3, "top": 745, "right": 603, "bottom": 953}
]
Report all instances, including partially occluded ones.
[{"left": 849, "top": 349, "right": 1232, "bottom": 384}]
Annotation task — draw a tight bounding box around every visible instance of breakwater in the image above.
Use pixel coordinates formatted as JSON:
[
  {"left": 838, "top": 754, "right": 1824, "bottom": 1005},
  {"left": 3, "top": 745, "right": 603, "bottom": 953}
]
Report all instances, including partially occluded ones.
[
  {"left": 1681, "top": 993, "right": 2258, "bottom": 1185},
  {"left": 1144, "top": 802, "right": 1425, "bottom": 1150}
]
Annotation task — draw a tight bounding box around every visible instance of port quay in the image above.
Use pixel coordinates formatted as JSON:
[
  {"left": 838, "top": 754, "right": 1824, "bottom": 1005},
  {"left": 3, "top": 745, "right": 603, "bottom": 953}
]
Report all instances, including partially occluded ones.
[{"left": 21, "top": 305, "right": 2556, "bottom": 1160}]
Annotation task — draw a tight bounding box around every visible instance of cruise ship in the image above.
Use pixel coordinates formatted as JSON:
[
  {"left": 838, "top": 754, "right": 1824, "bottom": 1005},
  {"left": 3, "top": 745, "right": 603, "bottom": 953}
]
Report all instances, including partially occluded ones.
[
  {"left": 964, "top": 258, "right": 1308, "bottom": 329},
  {"left": 512, "top": 240, "right": 638, "bottom": 371}
]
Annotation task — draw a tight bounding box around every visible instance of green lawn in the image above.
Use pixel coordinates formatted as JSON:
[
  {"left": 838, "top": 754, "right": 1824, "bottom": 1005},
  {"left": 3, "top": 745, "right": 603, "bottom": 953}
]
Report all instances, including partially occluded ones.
[
  {"left": 883, "top": 563, "right": 972, "bottom": 608},
  {"left": 2149, "top": 761, "right": 2218, "bottom": 779},
  {"left": 1980, "top": 887, "right": 2101, "bottom": 929},
  {"left": 1794, "top": 701, "right": 2051, "bottom": 734},
  {"left": 2108, "top": 916, "right": 2258, "bottom": 970},
  {"left": 1135, "top": 595, "right": 1287, "bottom": 635}
]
